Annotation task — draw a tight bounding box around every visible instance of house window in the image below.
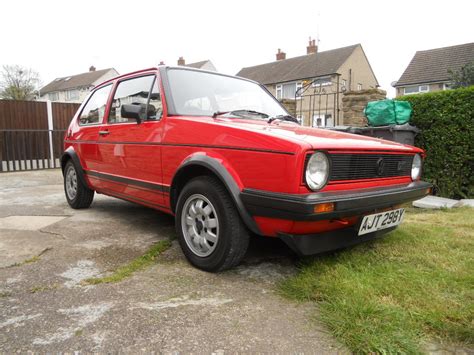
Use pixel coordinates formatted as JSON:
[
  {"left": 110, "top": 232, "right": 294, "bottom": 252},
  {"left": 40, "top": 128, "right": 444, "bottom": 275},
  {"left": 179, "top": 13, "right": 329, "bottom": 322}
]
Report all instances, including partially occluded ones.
[
  {"left": 276, "top": 82, "right": 300, "bottom": 100},
  {"left": 65, "top": 89, "right": 79, "bottom": 101},
  {"left": 312, "top": 114, "right": 333, "bottom": 128},
  {"left": 276, "top": 84, "right": 282, "bottom": 99},
  {"left": 49, "top": 92, "right": 59, "bottom": 101},
  {"left": 341, "top": 79, "right": 347, "bottom": 90},
  {"left": 312, "top": 77, "right": 332, "bottom": 87},
  {"left": 357, "top": 83, "right": 362, "bottom": 91},
  {"left": 296, "top": 82, "right": 303, "bottom": 99},
  {"left": 404, "top": 85, "right": 429, "bottom": 95}
]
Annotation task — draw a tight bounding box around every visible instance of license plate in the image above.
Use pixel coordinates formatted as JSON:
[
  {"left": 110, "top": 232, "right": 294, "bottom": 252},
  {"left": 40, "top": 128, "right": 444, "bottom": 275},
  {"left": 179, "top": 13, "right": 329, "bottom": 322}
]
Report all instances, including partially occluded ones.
[{"left": 358, "top": 208, "right": 405, "bottom": 236}]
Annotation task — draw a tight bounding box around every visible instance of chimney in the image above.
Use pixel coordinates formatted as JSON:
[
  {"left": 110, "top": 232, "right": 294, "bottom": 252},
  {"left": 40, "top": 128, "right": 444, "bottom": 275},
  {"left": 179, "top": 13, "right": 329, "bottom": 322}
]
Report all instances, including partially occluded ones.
[
  {"left": 177, "top": 57, "right": 185, "bottom": 66},
  {"left": 276, "top": 48, "right": 286, "bottom": 61},
  {"left": 89, "top": 65, "right": 96, "bottom": 72},
  {"left": 159, "top": 61, "right": 165, "bottom": 65},
  {"left": 306, "top": 37, "right": 318, "bottom": 55}
]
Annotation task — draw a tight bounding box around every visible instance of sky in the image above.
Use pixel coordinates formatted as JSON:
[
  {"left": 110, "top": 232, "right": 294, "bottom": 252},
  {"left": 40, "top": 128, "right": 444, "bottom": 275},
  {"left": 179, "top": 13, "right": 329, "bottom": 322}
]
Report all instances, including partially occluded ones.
[{"left": 1, "top": 0, "right": 473, "bottom": 97}]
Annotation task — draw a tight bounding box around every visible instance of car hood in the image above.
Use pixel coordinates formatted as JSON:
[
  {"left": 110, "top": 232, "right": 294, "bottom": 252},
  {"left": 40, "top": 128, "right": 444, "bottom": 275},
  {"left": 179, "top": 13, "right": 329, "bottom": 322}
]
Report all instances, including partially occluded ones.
[{"left": 214, "top": 118, "right": 420, "bottom": 152}]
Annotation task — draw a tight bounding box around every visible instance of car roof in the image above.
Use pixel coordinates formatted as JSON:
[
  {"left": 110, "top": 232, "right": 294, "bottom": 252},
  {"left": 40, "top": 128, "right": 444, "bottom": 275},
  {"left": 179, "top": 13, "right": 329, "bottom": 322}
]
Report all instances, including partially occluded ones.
[{"left": 93, "top": 65, "right": 260, "bottom": 91}]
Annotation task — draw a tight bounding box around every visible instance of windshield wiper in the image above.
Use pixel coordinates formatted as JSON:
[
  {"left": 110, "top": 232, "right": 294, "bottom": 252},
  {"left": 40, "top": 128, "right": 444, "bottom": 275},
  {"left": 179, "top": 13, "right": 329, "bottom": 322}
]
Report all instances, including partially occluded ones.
[
  {"left": 212, "top": 109, "right": 269, "bottom": 119},
  {"left": 267, "top": 115, "right": 300, "bottom": 124}
]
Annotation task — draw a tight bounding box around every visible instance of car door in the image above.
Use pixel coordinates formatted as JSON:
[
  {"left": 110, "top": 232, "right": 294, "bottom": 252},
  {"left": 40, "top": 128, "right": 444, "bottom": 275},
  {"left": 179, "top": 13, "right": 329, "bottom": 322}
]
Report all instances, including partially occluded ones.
[
  {"left": 74, "top": 84, "right": 113, "bottom": 188},
  {"left": 96, "top": 73, "right": 166, "bottom": 208}
]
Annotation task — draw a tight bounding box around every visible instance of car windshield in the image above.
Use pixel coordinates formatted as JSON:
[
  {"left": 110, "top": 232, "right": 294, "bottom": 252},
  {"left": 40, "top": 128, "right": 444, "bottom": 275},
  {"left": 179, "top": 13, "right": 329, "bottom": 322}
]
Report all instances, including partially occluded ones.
[{"left": 167, "top": 69, "right": 288, "bottom": 119}]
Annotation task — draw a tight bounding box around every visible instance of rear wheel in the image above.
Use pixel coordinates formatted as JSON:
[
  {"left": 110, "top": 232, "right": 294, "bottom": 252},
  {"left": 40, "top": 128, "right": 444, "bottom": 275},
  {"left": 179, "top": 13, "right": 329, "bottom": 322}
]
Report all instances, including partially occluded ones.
[
  {"left": 175, "top": 176, "right": 249, "bottom": 272},
  {"left": 64, "top": 160, "right": 94, "bottom": 209}
]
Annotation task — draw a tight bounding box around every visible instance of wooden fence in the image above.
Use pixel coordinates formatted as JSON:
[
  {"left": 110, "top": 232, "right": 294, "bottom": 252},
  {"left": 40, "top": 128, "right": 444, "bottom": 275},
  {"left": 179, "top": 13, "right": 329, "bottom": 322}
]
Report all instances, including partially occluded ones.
[{"left": 0, "top": 100, "right": 80, "bottom": 172}]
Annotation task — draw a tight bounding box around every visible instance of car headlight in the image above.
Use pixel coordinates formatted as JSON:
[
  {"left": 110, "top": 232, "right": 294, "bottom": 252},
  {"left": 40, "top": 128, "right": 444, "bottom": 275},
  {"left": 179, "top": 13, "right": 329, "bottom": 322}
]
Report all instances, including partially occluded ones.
[
  {"left": 411, "top": 154, "right": 422, "bottom": 180},
  {"left": 305, "top": 152, "right": 329, "bottom": 190}
]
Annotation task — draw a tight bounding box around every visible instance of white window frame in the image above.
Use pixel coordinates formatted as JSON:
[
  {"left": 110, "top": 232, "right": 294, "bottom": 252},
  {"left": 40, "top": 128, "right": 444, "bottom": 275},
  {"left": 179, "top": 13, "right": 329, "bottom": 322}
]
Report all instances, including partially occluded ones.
[
  {"left": 341, "top": 79, "right": 347, "bottom": 89},
  {"left": 275, "top": 84, "right": 282, "bottom": 99},
  {"left": 65, "top": 89, "right": 79, "bottom": 101},
  {"left": 357, "top": 83, "right": 362, "bottom": 91},
  {"left": 296, "top": 82, "right": 303, "bottom": 99},
  {"left": 312, "top": 77, "right": 332, "bottom": 87},
  {"left": 49, "top": 92, "right": 59, "bottom": 101},
  {"left": 403, "top": 85, "right": 430, "bottom": 95},
  {"left": 312, "top": 114, "right": 325, "bottom": 128}
]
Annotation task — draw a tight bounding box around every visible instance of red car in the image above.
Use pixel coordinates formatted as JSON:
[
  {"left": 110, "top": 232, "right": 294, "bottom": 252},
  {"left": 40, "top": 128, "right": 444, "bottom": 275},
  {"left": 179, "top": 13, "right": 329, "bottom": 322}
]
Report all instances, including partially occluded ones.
[{"left": 62, "top": 66, "right": 431, "bottom": 271}]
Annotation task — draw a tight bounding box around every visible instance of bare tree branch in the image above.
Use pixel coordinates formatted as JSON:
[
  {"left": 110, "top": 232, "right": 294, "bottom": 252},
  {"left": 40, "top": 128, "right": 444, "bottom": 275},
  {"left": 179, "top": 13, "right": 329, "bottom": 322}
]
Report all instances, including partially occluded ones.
[{"left": 0, "top": 65, "right": 41, "bottom": 100}]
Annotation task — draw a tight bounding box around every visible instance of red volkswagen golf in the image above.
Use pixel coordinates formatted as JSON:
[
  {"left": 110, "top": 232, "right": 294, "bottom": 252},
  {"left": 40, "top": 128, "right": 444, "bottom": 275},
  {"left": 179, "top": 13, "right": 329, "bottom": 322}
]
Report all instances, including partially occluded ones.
[{"left": 62, "top": 66, "right": 431, "bottom": 271}]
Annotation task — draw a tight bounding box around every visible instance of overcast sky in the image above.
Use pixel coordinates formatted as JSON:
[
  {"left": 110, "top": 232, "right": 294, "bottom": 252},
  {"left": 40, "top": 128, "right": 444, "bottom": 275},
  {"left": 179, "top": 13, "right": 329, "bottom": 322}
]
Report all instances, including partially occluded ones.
[{"left": 1, "top": 0, "right": 473, "bottom": 97}]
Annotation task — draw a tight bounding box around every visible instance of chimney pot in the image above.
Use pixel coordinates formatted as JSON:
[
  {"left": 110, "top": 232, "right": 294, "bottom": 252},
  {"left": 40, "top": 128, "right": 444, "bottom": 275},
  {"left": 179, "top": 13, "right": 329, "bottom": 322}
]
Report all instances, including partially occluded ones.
[
  {"left": 177, "top": 57, "right": 185, "bottom": 66},
  {"left": 276, "top": 48, "right": 286, "bottom": 61},
  {"left": 307, "top": 38, "right": 318, "bottom": 55},
  {"left": 89, "top": 65, "right": 96, "bottom": 72},
  {"left": 159, "top": 61, "right": 165, "bottom": 65}
]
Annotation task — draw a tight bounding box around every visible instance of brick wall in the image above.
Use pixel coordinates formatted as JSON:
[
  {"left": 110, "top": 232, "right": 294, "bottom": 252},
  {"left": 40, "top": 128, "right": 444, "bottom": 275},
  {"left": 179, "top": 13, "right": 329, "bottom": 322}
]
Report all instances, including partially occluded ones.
[{"left": 342, "top": 89, "right": 386, "bottom": 126}]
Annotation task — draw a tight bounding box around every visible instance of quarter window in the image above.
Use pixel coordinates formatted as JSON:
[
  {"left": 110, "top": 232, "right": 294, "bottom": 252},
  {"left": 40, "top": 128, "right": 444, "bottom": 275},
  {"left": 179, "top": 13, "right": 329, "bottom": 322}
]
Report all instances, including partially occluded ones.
[
  {"left": 79, "top": 84, "right": 112, "bottom": 125},
  {"left": 109, "top": 75, "right": 161, "bottom": 123}
]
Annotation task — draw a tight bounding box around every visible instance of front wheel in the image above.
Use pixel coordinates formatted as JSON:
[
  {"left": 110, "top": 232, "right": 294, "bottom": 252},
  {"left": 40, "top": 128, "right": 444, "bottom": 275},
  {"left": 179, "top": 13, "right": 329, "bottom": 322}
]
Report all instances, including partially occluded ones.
[
  {"left": 64, "top": 160, "right": 94, "bottom": 209},
  {"left": 175, "top": 176, "right": 249, "bottom": 272}
]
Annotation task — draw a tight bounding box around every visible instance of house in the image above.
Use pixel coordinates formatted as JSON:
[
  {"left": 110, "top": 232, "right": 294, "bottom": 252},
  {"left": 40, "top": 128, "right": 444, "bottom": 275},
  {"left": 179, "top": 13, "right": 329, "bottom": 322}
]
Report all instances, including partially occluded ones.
[
  {"left": 393, "top": 42, "right": 474, "bottom": 97},
  {"left": 39, "top": 67, "right": 119, "bottom": 103},
  {"left": 176, "top": 57, "right": 217, "bottom": 71},
  {"left": 236, "top": 39, "right": 379, "bottom": 127}
]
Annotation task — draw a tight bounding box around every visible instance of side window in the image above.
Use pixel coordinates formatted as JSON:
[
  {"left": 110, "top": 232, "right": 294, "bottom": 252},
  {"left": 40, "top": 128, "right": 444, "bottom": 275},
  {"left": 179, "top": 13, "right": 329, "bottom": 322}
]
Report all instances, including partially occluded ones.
[
  {"left": 108, "top": 75, "right": 161, "bottom": 123},
  {"left": 78, "top": 84, "right": 112, "bottom": 125}
]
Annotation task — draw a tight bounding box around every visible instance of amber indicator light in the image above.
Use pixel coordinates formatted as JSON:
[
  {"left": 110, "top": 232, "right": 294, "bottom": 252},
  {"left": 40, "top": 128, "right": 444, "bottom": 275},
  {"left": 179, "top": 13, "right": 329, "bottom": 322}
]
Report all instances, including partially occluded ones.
[{"left": 314, "top": 202, "right": 335, "bottom": 213}]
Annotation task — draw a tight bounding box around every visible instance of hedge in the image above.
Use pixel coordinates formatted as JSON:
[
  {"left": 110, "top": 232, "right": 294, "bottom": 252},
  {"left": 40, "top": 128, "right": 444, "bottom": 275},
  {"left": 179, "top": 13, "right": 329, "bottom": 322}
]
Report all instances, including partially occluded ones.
[{"left": 398, "top": 86, "right": 474, "bottom": 199}]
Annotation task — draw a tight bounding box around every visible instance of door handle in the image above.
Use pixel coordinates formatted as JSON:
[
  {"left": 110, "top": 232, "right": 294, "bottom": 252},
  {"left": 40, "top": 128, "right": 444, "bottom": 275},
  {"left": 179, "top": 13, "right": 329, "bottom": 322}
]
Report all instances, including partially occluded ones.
[{"left": 99, "top": 130, "right": 110, "bottom": 136}]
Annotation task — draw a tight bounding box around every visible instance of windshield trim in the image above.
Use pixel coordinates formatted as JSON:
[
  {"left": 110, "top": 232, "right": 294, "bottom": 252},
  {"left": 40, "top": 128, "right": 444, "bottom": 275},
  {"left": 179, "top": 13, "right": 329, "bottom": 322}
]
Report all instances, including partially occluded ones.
[{"left": 160, "top": 66, "right": 290, "bottom": 118}]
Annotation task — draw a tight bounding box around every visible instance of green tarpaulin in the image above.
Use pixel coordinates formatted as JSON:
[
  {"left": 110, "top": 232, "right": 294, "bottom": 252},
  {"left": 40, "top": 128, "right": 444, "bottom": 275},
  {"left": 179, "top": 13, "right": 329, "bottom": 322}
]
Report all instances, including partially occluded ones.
[{"left": 364, "top": 100, "right": 412, "bottom": 126}]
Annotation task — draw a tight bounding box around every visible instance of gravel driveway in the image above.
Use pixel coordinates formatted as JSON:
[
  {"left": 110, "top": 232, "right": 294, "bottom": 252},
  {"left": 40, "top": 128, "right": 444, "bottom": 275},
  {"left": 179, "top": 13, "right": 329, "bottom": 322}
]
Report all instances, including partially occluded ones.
[{"left": 0, "top": 169, "right": 342, "bottom": 353}]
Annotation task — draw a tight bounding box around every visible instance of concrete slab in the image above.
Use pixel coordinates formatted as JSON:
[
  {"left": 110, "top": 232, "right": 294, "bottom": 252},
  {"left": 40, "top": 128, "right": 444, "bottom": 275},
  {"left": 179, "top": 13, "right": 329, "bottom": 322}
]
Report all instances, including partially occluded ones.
[
  {"left": 0, "top": 216, "right": 65, "bottom": 231},
  {"left": 412, "top": 195, "right": 459, "bottom": 209},
  {"left": 0, "top": 230, "right": 57, "bottom": 268},
  {"left": 457, "top": 199, "right": 474, "bottom": 208},
  {"left": 0, "top": 169, "right": 343, "bottom": 353}
]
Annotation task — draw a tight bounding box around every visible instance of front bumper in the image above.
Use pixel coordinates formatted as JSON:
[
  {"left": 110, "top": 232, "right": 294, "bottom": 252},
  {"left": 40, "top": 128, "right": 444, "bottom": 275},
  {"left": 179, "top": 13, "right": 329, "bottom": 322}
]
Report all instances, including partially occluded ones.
[
  {"left": 241, "top": 180, "right": 432, "bottom": 255},
  {"left": 241, "top": 180, "right": 432, "bottom": 222}
]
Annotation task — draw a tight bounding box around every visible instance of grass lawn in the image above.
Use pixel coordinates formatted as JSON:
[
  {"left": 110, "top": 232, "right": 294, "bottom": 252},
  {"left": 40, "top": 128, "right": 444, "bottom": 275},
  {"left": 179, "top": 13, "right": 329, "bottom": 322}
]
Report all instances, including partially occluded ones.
[{"left": 279, "top": 207, "right": 474, "bottom": 353}]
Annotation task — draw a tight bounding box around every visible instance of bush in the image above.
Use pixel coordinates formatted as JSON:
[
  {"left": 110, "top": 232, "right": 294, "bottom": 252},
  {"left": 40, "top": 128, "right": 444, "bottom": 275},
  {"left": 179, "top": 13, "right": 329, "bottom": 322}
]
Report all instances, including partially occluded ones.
[{"left": 398, "top": 86, "right": 474, "bottom": 199}]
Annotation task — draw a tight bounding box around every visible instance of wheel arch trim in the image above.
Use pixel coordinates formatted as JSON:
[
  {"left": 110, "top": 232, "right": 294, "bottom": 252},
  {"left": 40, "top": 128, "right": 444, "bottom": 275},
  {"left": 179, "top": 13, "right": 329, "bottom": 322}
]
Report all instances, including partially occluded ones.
[
  {"left": 171, "top": 154, "right": 261, "bottom": 235},
  {"left": 60, "top": 147, "right": 89, "bottom": 188}
]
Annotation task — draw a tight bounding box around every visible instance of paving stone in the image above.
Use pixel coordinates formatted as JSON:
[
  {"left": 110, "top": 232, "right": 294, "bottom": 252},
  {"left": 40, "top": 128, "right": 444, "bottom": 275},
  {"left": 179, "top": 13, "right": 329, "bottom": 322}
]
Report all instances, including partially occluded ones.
[
  {"left": 0, "top": 216, "right": 65, "bottom": 231},
  {"left": 412, "top": 195, "right": 459, "bottom": 209},
  {"left": 457, "top": 199, "right": 474, "bottom": 208}
]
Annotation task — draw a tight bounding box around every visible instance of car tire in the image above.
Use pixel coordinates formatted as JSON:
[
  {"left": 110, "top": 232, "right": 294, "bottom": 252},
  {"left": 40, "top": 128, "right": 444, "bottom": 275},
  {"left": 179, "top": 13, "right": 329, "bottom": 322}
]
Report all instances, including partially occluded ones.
[
  {"left": 64, "top": 160, "right": 94, "bottom": 209},
  {"left": 175, "top": 176, "right": 249, "bottom": 272}
]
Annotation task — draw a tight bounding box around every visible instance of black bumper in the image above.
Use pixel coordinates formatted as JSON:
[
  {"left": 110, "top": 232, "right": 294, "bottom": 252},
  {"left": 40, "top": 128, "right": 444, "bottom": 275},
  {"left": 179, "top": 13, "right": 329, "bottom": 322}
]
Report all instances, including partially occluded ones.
[
  {"left": 240, "top": 180, "right": 432, "bottom": 222},
  {"left": 279, "top": 226, "right": 397, "bottom": 256}
]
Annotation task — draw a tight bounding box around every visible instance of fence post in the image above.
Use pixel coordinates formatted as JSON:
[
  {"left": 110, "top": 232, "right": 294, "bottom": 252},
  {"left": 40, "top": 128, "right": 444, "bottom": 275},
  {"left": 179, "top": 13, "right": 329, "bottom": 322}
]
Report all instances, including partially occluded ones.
[{"left": 46, "top": 100, "right": 55, "bottom": 167}]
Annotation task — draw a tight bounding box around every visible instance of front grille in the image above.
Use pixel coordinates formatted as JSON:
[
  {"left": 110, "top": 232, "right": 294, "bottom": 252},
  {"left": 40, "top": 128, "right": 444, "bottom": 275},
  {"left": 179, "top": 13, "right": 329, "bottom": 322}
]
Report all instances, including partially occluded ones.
[{"left": 329, "top": 153, "right": 413, "bottom": 182}]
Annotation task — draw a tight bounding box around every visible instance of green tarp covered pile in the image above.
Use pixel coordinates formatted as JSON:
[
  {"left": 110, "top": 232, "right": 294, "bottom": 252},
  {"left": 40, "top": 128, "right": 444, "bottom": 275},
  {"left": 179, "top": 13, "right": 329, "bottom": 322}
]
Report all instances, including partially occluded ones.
[{"left": 364, "top": 100, "right": 412, "bottom": 126}]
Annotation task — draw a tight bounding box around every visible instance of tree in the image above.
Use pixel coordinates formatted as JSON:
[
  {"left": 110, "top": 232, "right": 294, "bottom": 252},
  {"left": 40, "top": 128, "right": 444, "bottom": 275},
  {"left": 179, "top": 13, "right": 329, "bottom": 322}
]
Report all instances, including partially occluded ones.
[
  {"left": 0, "top": 65, "right": 41, "bottom": 100},
  {"left": 448, "top": 60, "right": 474, "bottom": 89}
]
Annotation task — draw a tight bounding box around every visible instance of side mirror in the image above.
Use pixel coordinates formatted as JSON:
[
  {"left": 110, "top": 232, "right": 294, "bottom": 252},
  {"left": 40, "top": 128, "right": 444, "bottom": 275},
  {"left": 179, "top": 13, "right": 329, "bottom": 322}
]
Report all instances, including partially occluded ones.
[{"left": 121, "top": 104, "right": 142, "bottom": 123}]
